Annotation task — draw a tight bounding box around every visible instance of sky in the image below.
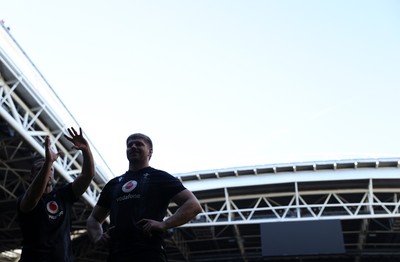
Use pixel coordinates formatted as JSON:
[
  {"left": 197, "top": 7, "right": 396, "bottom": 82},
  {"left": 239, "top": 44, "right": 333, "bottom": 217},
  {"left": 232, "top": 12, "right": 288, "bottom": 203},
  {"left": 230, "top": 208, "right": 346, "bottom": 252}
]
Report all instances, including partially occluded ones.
[{"left": 1, "top": 0, "right": 400, "bottom": 177}]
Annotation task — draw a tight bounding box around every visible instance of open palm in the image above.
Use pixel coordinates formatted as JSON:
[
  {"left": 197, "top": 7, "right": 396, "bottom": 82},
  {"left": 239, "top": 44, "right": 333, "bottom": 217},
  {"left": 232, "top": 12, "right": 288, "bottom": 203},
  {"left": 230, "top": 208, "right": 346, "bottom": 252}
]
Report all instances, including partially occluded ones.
[{"left": 65, "top": 127, "right": 88, "bottom": 150}]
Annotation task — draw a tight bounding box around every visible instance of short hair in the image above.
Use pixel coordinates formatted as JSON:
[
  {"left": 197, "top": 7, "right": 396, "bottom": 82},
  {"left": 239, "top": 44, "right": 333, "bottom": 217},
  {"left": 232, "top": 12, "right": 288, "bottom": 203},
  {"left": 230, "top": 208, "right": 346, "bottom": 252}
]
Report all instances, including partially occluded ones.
[
  {"left": 28, "top": 157, "right": 46, "bottom": 180},
  {"left": 126, "top": 133, "right": 153, "bottom": 150},
  {"left": 30, "top": 158, "right": 45, "bottom": 176}
]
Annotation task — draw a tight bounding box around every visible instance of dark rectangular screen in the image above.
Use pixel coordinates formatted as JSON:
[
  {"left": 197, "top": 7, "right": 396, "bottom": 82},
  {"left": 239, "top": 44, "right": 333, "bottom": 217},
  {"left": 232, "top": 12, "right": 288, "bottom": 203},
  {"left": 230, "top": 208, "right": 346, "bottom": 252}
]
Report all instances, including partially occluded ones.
[{"left": 261, "top": 220, "right": 345, "bottom": 257}]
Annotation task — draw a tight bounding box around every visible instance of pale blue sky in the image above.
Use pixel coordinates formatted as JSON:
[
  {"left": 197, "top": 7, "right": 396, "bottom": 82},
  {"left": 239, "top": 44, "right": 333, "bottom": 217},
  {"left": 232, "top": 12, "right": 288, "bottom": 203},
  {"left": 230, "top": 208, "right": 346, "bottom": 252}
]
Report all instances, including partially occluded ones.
[{"left": 2, "top": 1, "right": 400, "bottom": 176}]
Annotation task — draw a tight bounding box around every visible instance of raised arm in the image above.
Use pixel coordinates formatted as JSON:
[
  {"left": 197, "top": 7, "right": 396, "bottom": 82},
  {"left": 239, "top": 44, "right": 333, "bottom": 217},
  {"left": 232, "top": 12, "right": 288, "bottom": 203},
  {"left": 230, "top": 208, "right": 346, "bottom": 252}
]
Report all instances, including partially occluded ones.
[
  {"left": 64, "top": 127, "right": 95, "bottom": 198},
  {"left": 19, "top": 136, "right": 60, "bottom": 213}
]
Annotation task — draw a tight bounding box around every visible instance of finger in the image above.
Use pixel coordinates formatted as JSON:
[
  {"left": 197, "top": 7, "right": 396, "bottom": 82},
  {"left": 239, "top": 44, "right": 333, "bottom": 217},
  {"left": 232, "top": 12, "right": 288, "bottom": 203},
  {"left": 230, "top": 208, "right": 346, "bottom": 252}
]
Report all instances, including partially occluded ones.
[
  {"left": 64, "top": 133, "right": 72, "bottom": 142},
  {"left": 137, "top": 219, "right": 148, "bottom": 225},
  {"left": 71, "top": 127, "right": 78, "bottom": 136},
  {"left": 107, "top": 226, "right": 116, "bottom": 233},
  {"left": 67, "top": 127, "right": 76, "bottom": 137},
  {"left": 79, "top": 127, "right": 82, "bottom": 136},
  {"left": 64, "top": 129, "right": 73, "bottom": 140},
  {"left": 45, "top": 136, "right": 50, "bottom": 147},
  {"left": 143, "top": 223, "right": 151, "bottom": 232}
]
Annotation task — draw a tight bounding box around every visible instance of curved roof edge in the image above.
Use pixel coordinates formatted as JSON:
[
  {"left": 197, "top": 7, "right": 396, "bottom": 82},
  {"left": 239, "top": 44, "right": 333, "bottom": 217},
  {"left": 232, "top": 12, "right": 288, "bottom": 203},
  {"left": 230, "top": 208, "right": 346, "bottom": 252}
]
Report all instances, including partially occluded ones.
[{"left": 175, "top": 157, "right": 400, "bottom": 190}]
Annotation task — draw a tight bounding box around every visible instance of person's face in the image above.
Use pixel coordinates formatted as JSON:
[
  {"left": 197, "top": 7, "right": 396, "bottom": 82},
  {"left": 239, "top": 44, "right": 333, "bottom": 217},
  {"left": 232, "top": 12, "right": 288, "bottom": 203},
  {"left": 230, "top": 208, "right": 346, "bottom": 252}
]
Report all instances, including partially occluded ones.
[
  {"left": 31, "top": 161, "right": 55, "bottom": 187},
  {"left": 126, "top": 138, "right": 152, "bottom": 163}
]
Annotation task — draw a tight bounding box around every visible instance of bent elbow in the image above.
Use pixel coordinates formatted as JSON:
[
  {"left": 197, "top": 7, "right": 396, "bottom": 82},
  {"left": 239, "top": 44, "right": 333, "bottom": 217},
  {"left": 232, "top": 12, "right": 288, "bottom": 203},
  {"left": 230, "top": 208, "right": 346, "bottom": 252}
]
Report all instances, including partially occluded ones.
[{"left": 193, "top": 201, "right": 202, "bottom": 216}]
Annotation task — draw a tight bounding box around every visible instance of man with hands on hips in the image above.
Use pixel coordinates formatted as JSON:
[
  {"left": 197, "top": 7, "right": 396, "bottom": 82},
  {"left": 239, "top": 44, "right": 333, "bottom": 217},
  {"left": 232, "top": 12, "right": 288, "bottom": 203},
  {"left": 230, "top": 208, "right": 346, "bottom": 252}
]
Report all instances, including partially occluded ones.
[{"left": 87, "top": 133, "right": 202, "bottom": 262}]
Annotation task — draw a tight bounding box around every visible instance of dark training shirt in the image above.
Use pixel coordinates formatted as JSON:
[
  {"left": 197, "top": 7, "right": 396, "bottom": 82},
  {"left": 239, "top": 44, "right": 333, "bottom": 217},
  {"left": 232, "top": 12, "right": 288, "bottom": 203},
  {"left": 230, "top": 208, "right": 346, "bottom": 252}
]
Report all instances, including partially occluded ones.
[
  {"left": 97, "top": 166, "right": 186, "bottom": 261},
  {"left": 17, "top": 183, "right": 78, "bottom": 262}
]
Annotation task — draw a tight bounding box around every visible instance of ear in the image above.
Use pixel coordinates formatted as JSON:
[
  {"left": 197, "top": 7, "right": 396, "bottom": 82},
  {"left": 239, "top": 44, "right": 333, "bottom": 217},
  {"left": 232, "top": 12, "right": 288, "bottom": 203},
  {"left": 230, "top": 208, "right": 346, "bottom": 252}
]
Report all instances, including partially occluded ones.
[{"left": 148, "top": 148, "right": 153, "bottom": 160}]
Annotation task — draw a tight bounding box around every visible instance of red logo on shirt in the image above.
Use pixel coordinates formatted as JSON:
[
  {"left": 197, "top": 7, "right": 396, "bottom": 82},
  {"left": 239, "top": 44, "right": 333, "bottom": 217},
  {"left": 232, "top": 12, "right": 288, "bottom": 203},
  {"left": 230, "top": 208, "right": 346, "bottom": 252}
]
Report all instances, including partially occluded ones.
[
  {"left": 46, "top": 201, "right": 59, "bottom": 214},
  {"left": 122, "top": 180, "right": 137, "bottom": 193}
]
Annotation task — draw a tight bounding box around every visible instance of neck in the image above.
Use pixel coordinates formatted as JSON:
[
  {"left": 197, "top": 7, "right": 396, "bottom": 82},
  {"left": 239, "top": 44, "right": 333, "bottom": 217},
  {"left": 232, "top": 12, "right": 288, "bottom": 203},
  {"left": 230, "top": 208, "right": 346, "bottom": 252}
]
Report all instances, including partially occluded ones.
[{"left": 129, "top": 162, "right": 149, "bottom": 172}]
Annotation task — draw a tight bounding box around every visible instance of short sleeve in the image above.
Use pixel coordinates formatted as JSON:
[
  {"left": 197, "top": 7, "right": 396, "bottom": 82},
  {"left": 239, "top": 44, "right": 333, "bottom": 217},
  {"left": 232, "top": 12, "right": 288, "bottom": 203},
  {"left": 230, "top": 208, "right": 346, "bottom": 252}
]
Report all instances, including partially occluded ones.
[{"left": 96, "top": 180, "right": 114, "bottom": 209}]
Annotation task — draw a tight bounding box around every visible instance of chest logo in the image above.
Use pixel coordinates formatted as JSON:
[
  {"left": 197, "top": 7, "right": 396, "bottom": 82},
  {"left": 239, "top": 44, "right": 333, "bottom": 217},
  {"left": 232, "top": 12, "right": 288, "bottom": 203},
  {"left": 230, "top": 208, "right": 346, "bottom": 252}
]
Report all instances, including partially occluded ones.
[
  {"left": 122, "top": 180, "right": 137, "bottom": 193},
  {"left": 46, "top": 201, "right": 59, "bottom": 214}
]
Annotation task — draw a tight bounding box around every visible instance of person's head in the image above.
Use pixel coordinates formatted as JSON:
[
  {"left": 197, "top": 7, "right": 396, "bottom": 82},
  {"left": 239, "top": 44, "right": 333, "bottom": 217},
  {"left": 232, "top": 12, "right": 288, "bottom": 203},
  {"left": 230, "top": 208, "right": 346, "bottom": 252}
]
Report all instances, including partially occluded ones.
[
  {"left": 30, "top": 158, "right": 56, "bottom": 188},
  {"left": 31, "top": 158, "right": 46, "bottom": 177},
  {"left": 126, "top": 133, "right": 153, "bottom": 165}
]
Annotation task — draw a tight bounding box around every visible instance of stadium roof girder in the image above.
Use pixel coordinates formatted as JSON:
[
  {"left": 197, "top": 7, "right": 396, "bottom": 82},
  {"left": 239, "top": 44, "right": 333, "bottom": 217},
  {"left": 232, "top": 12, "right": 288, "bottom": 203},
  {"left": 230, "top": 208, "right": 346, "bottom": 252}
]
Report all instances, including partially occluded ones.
[
  {"left": 171, "top": 160, "right": 400, "bottom": 227},
  {"left": 0, "top": 23, "right": 113, "bottom": 209}
]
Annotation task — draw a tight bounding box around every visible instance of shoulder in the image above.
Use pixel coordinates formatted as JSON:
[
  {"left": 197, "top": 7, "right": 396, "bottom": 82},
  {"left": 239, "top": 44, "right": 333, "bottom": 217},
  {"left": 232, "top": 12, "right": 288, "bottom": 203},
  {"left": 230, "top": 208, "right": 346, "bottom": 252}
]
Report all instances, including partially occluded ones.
[
  {"left": 52, "top": 183, "right": 72, "bottom": 194},
  {"left": 106, "top": 174, "right": 125, "bottom": 184},
  {"left": 147, "top": 167, "right": 170, "bottom": 176},
  {"left": 147, "top": 167, "right": 177, "bottom": 179},
  {"left": 147, "top": 167, "right": 182, "bottom": 183},
  {"left": 55, "top": 183, "right": 78, "bottom": 202}
]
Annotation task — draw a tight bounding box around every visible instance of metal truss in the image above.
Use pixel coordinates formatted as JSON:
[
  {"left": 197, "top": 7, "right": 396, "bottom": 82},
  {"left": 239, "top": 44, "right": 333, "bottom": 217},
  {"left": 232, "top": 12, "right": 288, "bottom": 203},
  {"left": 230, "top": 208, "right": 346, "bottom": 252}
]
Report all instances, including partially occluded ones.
[
  {"left": 162, "top": 159, "right": 400, "bottom": 261},
  {"left": 171, "top": 160, "right": 400, "bottom": 227},
  {"left": 0, "top": 22, "right": 112, "bottom": 259},
  {"left": 187, "top": 179, "right": 400, "bottom": 226},
  {"left": 0, "top": 22, "right": 111, "bottom": 207},
  {"left": 0, "top": 72, "right": 103, "bottom": 204},
  {"left": 3, "top": 21, "right": 400, "bottom": 261}
]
